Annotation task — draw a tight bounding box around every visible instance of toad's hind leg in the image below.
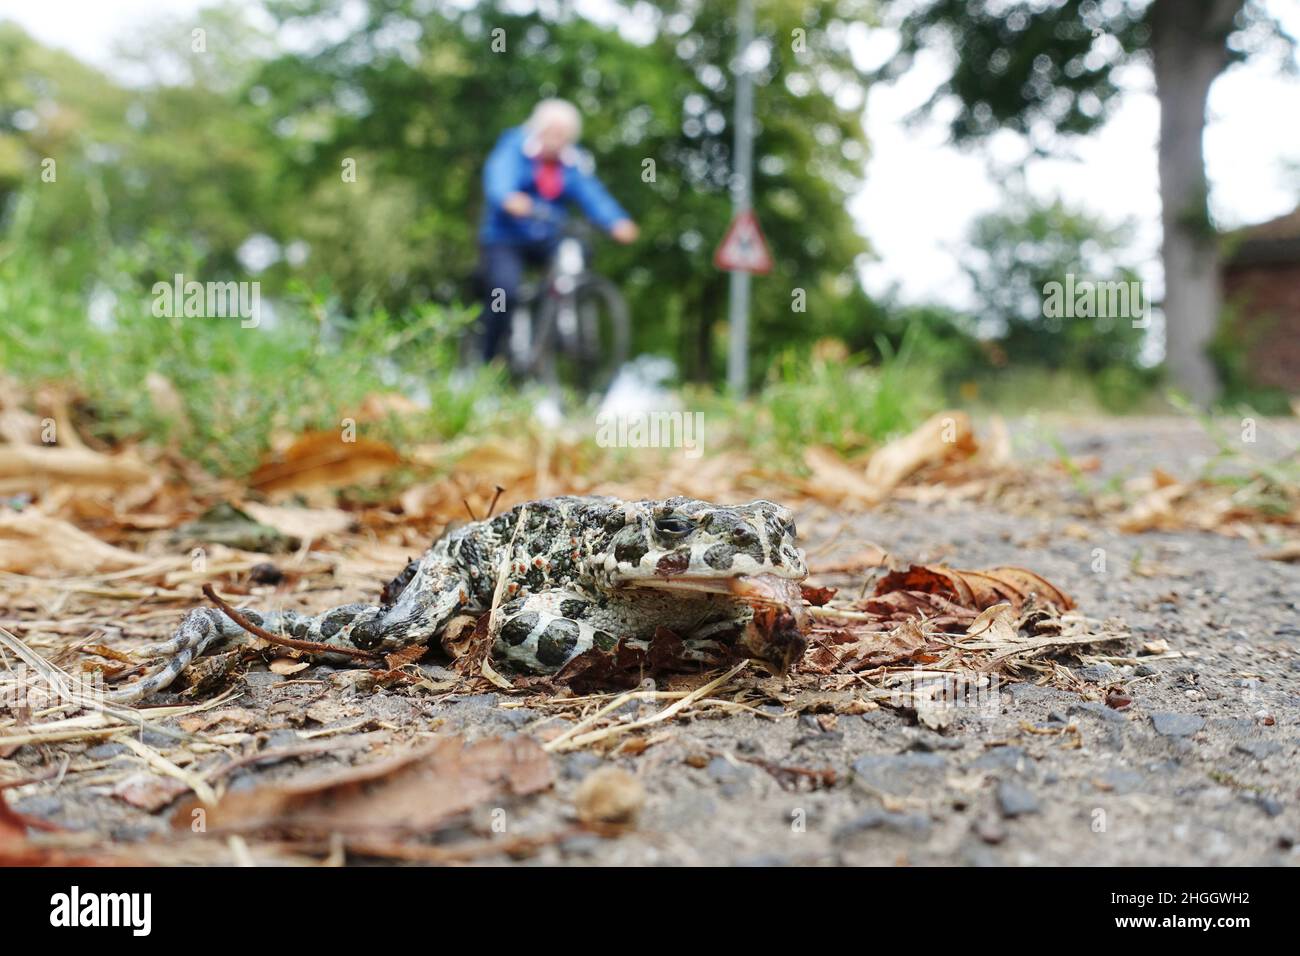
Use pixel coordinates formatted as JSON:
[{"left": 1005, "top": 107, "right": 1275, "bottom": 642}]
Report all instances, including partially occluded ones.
[
  {"left": 106, "top": 603, "right": 382, "bottom": 704},
  {"left": 350, "top": 560, "right": 473, "bottom": 654},
  {"left": 492, "top": 590, "right": 616, "bottom": 673},
  {"left": 109, "top": 563, "right": 474, "bottom": 705}
]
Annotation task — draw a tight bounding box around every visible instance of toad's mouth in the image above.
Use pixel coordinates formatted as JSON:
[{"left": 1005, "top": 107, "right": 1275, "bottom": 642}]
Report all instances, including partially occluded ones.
[
  {"left": 621, "top": 572, "right": 805, "bottom": 603},
  {"left": 621, "top": 573, "right": 810, "bottom": 674}
]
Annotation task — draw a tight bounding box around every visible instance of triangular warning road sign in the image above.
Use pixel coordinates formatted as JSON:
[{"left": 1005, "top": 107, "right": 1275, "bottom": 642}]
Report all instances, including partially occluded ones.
[{"left": 714, "top": 209, "right": 773, "bottom": 274}]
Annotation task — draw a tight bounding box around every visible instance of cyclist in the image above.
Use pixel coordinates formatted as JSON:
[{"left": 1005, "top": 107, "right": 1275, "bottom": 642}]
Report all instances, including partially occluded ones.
[{"left": 475, "top": 99, "right": 639, "bottom": 363}]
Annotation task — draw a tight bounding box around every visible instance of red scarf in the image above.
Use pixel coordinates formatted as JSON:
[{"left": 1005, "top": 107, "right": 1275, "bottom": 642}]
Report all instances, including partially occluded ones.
[{"left": 534, "top": 158, "right": 564, "bottom": 201}]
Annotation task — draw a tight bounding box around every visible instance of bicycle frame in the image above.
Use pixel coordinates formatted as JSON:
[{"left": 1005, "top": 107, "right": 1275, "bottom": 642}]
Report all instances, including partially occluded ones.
[
  {"left": 501, "top": 205, "right": 629, "bottom": 393},
  {"left": 508, "top": 218, "right": 591, "bottom": 364}
]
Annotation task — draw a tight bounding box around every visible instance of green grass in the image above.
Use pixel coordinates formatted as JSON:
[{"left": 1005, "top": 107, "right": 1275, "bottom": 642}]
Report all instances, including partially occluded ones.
[
  {"left": 958, "top": 365, "right": 1164, "bottom": 416},
  {"left": 1165, "top": 392, "right": 1300, "bottom": 511},
  {"left": 688, "top": 331, "right": 944, "bottom": 467},
  {"left": 0, "top": 241, "right": 953, "bottom": 482},
  {"left": 0, "top": 246, "right": 523, "bottom": 475},
  {"left": 0, "top": 240, "right": 989, "bottom": 482}
]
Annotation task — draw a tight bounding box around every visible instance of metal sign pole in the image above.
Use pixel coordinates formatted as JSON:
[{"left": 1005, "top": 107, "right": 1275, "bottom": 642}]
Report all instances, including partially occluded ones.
[{"left": 726, "top": 0, "right": 755, "bottom": 396}]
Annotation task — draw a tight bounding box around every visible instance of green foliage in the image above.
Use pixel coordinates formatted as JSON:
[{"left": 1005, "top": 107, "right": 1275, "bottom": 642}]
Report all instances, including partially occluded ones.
[
  {"left": 247, "top": 0, "right": 873, "bottom": 385},
  {"left": 961, "top": 192, "right": 1153, "bottom": 398},
  {"left": 0, "top": 203, "right": 940, "bottom": 479},
  {"left": 0, "top": 0, "right": 1195, "bottom": 473},
  {"left": 882, "top": 1, "right": 1292, "bottom": 150},
  {"left": 696, "top": 328, "right": 943, "bottom": 464},
  {"left": 0, "top": 241, "right": 515, "bottom": 475},
  {"left": 879, "top": 1, "right": 1296, "bottom": 404},
  {"left": 1209, "top": 301, "right": 1295, "bottom": 415},
  {"left": 0, "top": 15, "right": 283, "bottom": 283},
  {"left": 882, "top": 0, "right": 1148, "bottom": 148},
  {"left": 2, "top": 1, "right": 874, "bottom": 391}
]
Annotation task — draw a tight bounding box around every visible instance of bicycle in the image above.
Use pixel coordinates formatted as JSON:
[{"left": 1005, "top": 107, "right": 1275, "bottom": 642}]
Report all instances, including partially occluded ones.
[{"left": 504, "top": 208, "right": 631, "bottom": 395}]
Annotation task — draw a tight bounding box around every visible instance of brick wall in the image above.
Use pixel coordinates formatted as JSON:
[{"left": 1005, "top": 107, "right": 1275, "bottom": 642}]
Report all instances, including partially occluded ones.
[{"left": 1222, "top": 261, "right": 1300, "bottom": 393}]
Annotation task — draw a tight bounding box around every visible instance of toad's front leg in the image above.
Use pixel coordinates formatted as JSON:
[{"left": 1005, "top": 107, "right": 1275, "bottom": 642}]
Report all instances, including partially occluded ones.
[{"left": 492, "top": 589, "right": 618, "bottom": 673}]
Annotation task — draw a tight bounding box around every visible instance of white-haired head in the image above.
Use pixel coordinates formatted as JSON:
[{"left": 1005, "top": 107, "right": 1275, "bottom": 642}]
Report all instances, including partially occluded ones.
[{"left": 526, "top": 99, "right": 582, "bottom": 157}]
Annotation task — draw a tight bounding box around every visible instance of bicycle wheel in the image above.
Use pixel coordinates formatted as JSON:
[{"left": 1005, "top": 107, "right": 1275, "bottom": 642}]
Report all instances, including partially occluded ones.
[
  {"left": 525, "top": 290, "right": 562, "bottom": 387},
  {"left": 532, "top": 275, "right": 629, "bottom": 394},
  {"left": 577, "top": 275, "right": 630, "bottom": 388}
]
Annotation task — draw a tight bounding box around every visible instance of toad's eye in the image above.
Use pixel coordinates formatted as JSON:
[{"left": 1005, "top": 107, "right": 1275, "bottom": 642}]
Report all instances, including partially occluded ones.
[{"left": 653, "top": 516, "right": 694, "bottom": 538}]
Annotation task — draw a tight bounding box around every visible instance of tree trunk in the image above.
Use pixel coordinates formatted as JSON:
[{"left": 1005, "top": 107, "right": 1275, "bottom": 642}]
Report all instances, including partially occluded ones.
[{"left": 1149, "top": 0, "right": 1243, "bottom": 406}]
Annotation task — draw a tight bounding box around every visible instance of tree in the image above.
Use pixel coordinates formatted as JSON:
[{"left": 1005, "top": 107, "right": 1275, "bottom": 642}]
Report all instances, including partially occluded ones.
[
  {"left": 879, "top": 0, "right": 1297, "bottom": 405},
  {"left": 962, "top": 192, "right": 1147, "bottom": 374},
  {"left": 0, "top": 15, "right": 281, "bottom": 283},
  {"left": 3, "top": 1, "right": 875, "bottom": 387}
]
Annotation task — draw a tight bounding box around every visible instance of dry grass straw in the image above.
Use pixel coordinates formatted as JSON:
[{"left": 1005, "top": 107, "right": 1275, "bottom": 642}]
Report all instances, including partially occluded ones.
[{"left": 543, "top": 659, "right": 751, "bottom": 753}]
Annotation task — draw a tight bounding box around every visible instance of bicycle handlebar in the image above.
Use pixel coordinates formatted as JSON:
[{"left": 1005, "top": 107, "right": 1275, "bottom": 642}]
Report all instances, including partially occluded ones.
[{"left": 514, "top": 201, "right": 601, "bottom": 241}]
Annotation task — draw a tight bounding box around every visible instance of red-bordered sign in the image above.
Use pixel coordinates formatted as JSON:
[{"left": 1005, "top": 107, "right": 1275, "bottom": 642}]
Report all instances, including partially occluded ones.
[{"left": 714, "top": 209, "right": 773, "bottom": 274}]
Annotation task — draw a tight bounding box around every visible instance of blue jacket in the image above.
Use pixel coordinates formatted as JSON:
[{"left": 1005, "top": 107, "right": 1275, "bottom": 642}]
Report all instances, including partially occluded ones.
[{"left": 479, "top": 126, "right": 629, "bottom": 246}]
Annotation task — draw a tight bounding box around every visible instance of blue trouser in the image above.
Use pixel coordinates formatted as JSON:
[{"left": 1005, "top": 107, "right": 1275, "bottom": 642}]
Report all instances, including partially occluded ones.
[{"left": 477, "top": 240, "right": 556, "bottom": 362}]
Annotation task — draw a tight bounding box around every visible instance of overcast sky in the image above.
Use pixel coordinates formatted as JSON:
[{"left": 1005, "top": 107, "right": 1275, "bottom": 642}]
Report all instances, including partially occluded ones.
[{"left": 4, "top": 0, "right": 1299, "bottom": 310}]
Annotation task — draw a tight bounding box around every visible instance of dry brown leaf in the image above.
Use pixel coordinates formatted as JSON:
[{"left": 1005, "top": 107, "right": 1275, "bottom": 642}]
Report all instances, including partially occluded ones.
[
  {"left": 981, "top": 415, "right": 1013, "bottom": 466},
  {"left": 857, "top": 589, "right": 980, "bottom": 629},
  {"left": 240, "top": 502, "right": 353, "bottom": 541},
  {"left": 799, "top": 412, "right": 980, "bottom": 506},
  {"left": 873, "top": 563, "right": 1074, "bottom": 612},
  {"left": 0, "top": 407, "right": 43, "bottom": 446},
  {"left": 862, "top": 410, "right": 978, "bottom": 496},
  {"left": 248, "top": 430, "right": 400, "bottom": 496},
  {"left": 0, "top": 444, "right": 152, "bottom": 495},
  {"left": 172, "top": 735, "right": 553, "bottom": 837},
  {"left": 1116, "top": 480, "right": 1191, "bottom": 533},
  {"left": 381, "top": 643, "right": 429, "bottom": 673},
  {"left": 1150, "top": 467, "right": 1181, "bottom": 489},
  {"left": 399, "top": 482, "right": 453, "bottom": 519},
  {"left": 805, "top": 618, "right": 939, "bottom": 674},
  {"left": 800, "top": 583, "right": 839, "bottom": 606},
  {"left": 1262, "top": 541, "right": 1300, "bottom": 562},
  {"left": 965, "top": 603, "right": 1020, "bottom": 643},
  {"left": 352, "top": 392, "right": 424, "bottom": 422},
  {"left": 176, "top": 708, "right": 258, "bottom": 733},
  {"left": 802, "top": 445, "right": 881, "bottom": 504},
  {"left": 113, "top": 772, "right": 191, "bottom": 812},
  {"left": 0, "top": 510, "right": 148, "bottom": 573},
  {"left": 81, "top": 643, "right": 135, "bottom": 664},
  {"left": 441, "top": 613, "right": 490, "bottom": 666},
  {"left": 452, "top": 436, "right": 537, "bottom": 485},
  {"left": 803, "top": 558, "right": 1083, "bottom": 677}
]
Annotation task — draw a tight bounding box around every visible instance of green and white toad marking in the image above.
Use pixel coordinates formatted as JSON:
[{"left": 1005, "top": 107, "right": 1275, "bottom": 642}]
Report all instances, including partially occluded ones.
[{"left": 110, "top": 496, "right": 808, "bottom": 702}]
